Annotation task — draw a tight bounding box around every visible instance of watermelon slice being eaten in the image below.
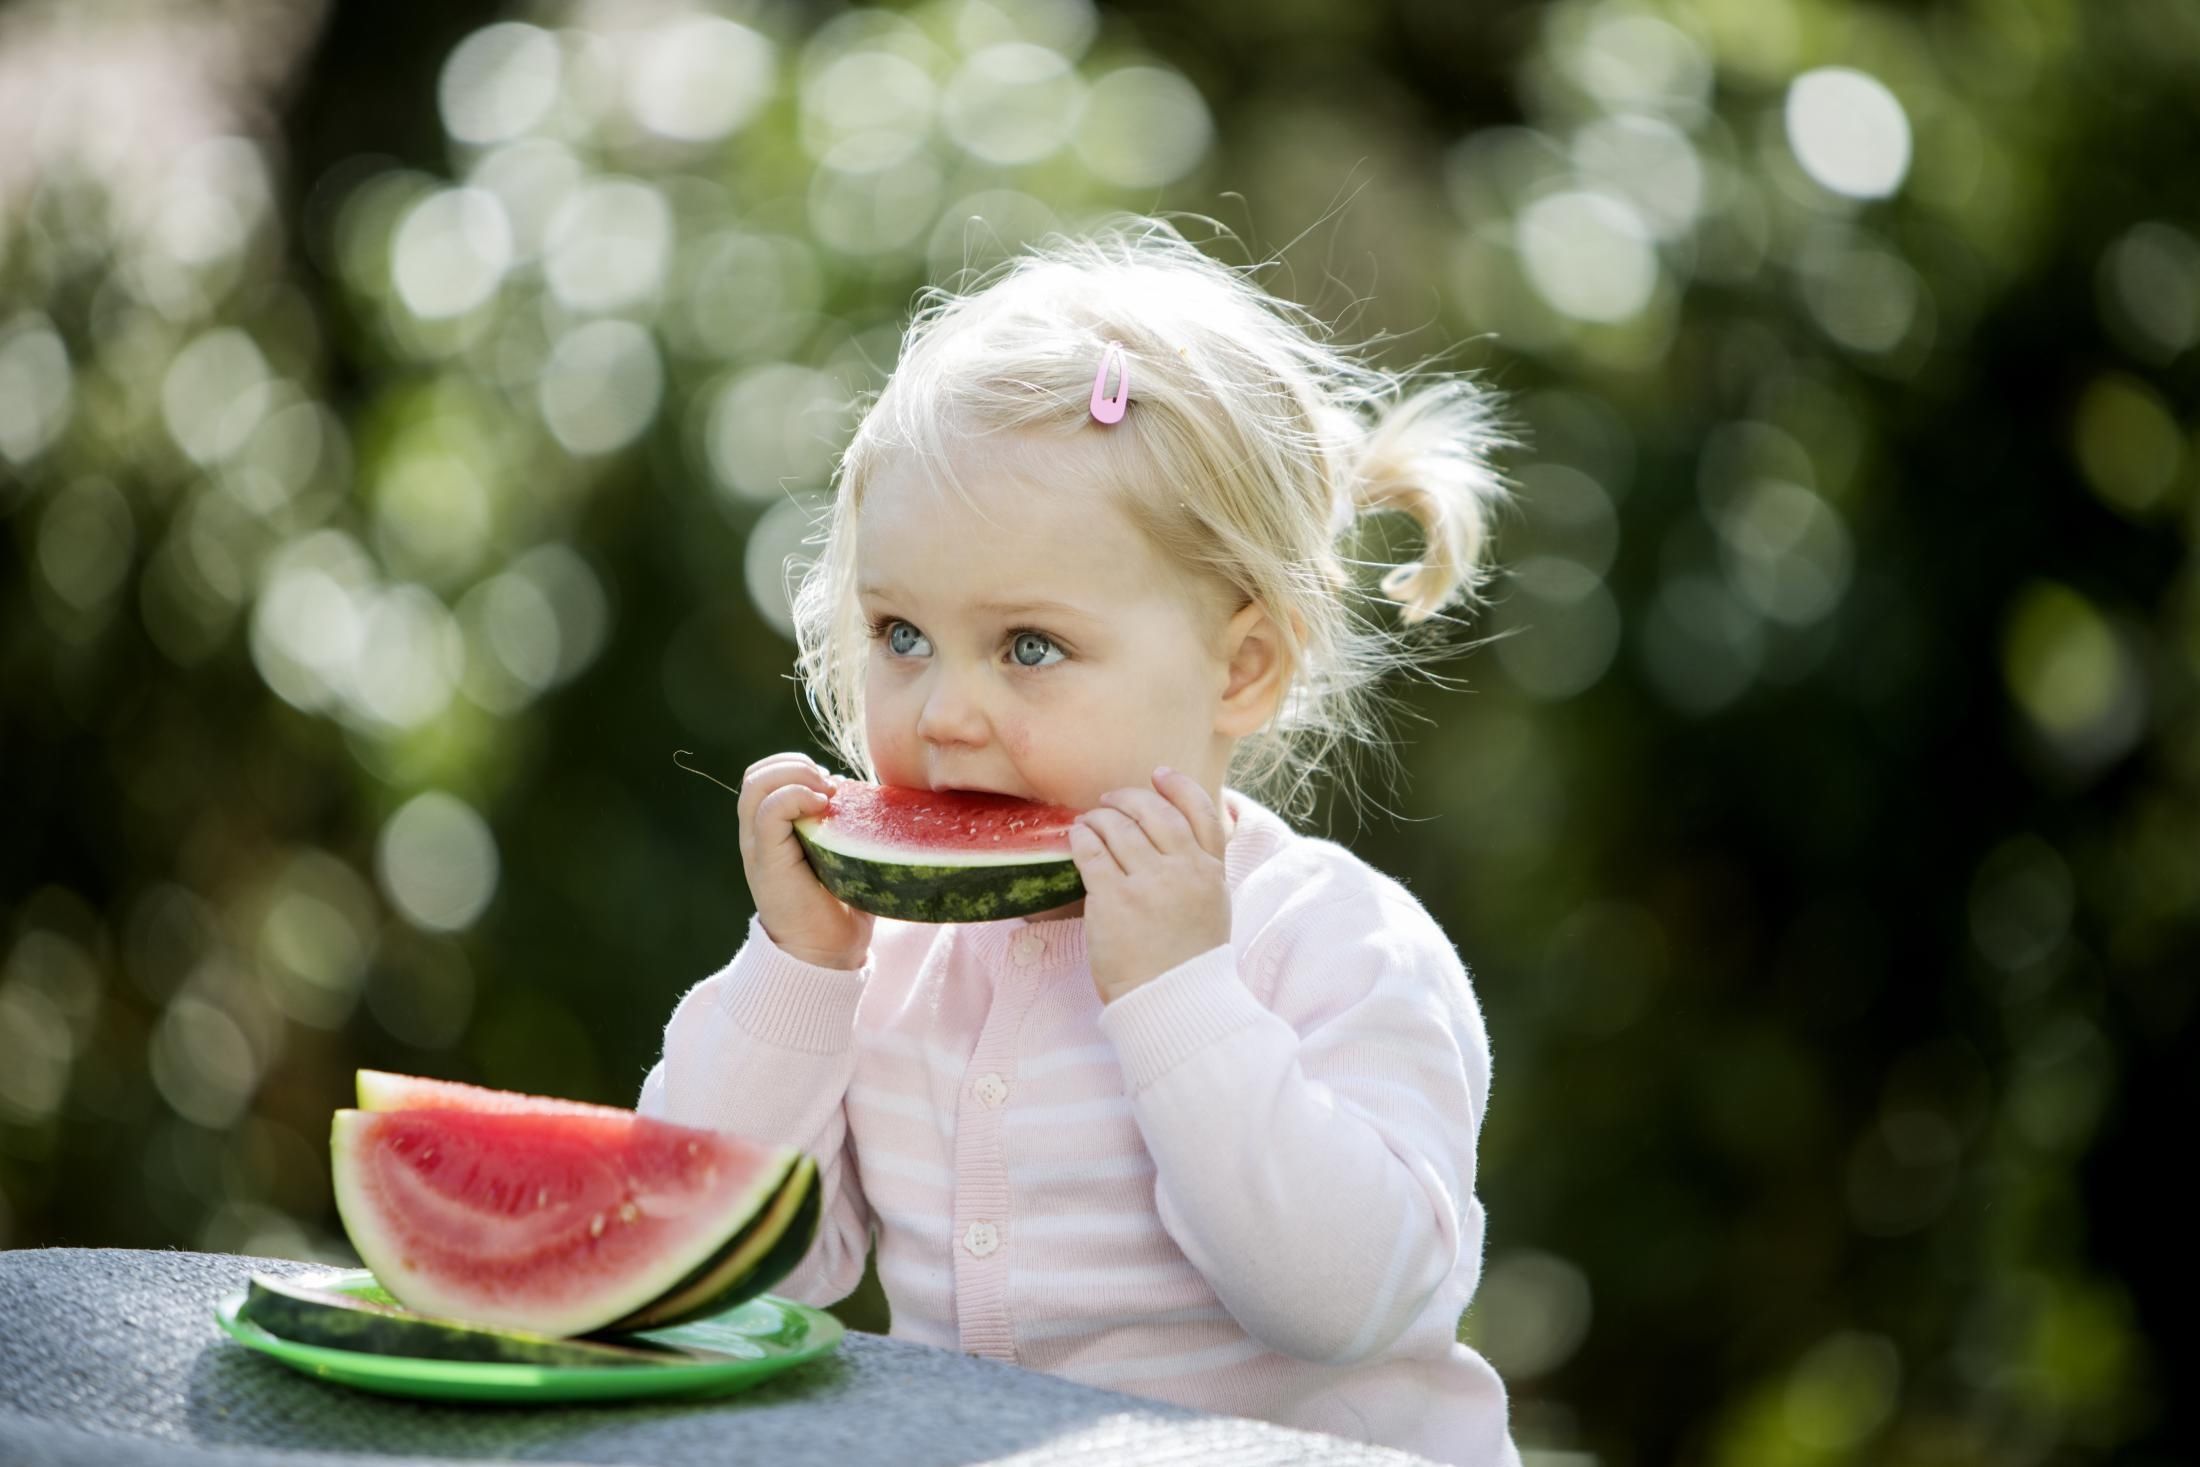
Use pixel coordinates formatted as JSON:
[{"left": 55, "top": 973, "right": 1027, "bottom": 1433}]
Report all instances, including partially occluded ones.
[
  {"left": 330, "top": 1073, "right": 816, "bottom": 1337},
  {"left": 794, "top": 780, "right": 1085, "bottom": 923}
]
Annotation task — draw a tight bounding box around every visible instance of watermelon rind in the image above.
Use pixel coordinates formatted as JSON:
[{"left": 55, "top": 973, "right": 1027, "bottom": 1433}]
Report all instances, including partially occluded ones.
[
  {"left": 608, "top": 1154, "right": 822, "bottom": 1330},
  {"left": 238, "top": 1273, "right": 698, "bottom": 1366},
  {"left": 330, "top": 1108, "right": 798, "bottom": 1338},
  {"left": 794, "top": 825, "right": 1083, "bottom": 923},
  {"left": 355, "top": 1069, "right": 629, "bottom": 1118}
]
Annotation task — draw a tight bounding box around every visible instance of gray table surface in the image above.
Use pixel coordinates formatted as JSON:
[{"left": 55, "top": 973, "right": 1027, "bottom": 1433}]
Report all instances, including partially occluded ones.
[{"left": 0, "top": 1249, "right": 1436, "bottom": 1466}]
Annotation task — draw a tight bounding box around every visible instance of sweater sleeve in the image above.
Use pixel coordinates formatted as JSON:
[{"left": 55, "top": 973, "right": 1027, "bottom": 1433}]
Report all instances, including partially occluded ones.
[
  {"left": 636, "top": 913, "right": 875, "bottom": 1307},
  {"left": 1094, "top": 883, "right": 1492, "bottom": 1366}
]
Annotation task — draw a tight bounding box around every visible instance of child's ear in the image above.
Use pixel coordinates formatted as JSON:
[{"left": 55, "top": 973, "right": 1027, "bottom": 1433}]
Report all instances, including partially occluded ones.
[{"left": 1215, "top": 601, "right": 1290, "bottom": 737}]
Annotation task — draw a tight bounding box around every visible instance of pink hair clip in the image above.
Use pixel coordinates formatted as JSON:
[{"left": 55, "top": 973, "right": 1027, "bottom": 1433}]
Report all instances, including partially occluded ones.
[{"left": 1089, "top": 341, "right": 1129, "bottom": 424}]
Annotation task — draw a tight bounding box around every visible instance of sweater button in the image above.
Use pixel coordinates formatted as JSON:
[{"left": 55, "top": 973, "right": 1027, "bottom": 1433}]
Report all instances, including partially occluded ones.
[
  {"left": 963, "top": 1221, "right": 1000, "bottom": 1257},
  {"left": 1012, "top": 932, "right": 1044, "bottom": 963},
  {"left": 975, "top": 1073, "right": 1008, "bottom": 1107}
]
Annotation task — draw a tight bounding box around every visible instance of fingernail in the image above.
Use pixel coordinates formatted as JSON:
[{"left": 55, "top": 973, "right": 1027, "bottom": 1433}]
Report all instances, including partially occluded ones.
[{"left": 1154, "top": 765, "right": 1173, "bottom": 779}]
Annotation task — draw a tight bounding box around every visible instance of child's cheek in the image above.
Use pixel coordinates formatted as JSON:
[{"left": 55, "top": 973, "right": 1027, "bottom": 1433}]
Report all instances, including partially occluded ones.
[{"left": 862, "top": 692, "right": 920, "bottom": 785}]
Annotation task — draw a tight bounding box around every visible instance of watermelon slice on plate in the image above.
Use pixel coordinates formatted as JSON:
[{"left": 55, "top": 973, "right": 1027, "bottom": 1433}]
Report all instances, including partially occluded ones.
[
  {"left": 329, "top": 1073, "right": 819, "bottom": 1337},
  {"left": 214, "top": 1270, "right": 843, "bottom": 1403},
  {"left": 794, "top": 780, "right": 1084, "bottom": 923}
]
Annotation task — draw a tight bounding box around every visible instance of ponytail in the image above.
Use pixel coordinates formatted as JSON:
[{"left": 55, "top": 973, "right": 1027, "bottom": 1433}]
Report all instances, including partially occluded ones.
[{"left": 1338, "top": 378, "right": 1511, "bottom": 625}]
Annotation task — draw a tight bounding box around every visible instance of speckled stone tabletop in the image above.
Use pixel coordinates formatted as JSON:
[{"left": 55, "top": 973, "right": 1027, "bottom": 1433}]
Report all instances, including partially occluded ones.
[{"left": 0, "top": 1249, "right": 1435, "bottom": 1466}]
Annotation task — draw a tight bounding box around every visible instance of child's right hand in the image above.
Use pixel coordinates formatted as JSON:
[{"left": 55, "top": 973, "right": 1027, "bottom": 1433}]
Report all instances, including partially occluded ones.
[{"left": 738, "top": 754, "right": 874, "bottom": 970}]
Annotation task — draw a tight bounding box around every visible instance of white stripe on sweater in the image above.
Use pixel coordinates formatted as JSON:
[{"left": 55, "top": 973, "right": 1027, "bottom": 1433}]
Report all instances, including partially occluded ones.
[
  {"left": 1018, "top": 1042, "right": 1119, "bottom": 1077},
  {"left": 1013, "top": 1260, "right": 1206, "bottom": 1292},
  {"left": 1011, "top": 1212, "right": 1169, "bottom": 1240},
  {"left": 1011, "top": 1151, "right": 1155, "bottom": 1184},
  {"left": 874, "top": 1207, "right": 954, "bottom": 1242},
  {"left": 860, "top": 1150, "right": 953, "bottom": 1188},
  {"left": 1003, "top": 1095, "right": 1133, "bottom": 1128},
  {"left": 848, "top": 1084, "right": 938, "bottom": 1123}
]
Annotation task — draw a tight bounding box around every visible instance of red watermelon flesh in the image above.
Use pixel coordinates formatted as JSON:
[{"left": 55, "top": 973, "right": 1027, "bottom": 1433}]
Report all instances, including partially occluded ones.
[
  {"left": 810, "top": 782, "right": 1081, "bottom": 863},
  {"left": 331, "top": 1105, "right": 798, "bottom": 1337}
]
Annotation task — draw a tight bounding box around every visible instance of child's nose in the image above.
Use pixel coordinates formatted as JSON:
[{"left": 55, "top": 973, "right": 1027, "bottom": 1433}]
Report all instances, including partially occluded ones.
[{"left": 914, "top": 664, "right": 989, "bottom": 747}]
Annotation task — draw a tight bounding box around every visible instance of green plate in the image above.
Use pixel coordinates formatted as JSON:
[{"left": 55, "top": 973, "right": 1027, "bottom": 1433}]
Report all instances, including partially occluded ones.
[{"left": 214, "top": 1269, "right": 844, "bottom": 1403}]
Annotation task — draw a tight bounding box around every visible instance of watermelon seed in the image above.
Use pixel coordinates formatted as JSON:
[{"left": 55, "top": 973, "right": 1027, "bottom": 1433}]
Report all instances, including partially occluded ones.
[
  {"left": 620, "top": 1202, "right": 638, "bottom": 1224},
  {"left": 590, "top": 1213, "right": 606, "bottom": 1237},
  {"left": 536, "top": 1188, "right": 549, "bottom": 1209},
  {"left": 419, "top": 1148, "right": 434, "bottom": 1163}
]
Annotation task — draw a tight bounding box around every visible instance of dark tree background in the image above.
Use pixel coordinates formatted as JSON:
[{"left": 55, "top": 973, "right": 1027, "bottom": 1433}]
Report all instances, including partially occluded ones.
[{"left": 2, "top": 1, "right": 2193, "bottom": 1463}]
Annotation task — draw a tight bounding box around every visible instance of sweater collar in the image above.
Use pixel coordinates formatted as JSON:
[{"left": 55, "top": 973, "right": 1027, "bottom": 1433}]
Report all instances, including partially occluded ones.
[{"left": 958, "top": 788, "right": 1291, "bottom": 975}]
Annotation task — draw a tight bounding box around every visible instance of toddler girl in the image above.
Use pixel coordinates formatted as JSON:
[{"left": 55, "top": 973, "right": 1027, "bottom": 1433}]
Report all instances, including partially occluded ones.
[{"left": 640, "top": 217, "right": 1519, "bottom": 1467}]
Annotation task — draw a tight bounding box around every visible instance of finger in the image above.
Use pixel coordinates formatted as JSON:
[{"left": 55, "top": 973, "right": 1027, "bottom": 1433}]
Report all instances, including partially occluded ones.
[
  {"left": 1077, "top": 807, "right": 1158, "bottom": 873},
  {"left": 749, "top": 784, "right": 829, "bottom": 864},
  {"left": 1067, "top": 821, "right": 1122, "bottom": 882},
  {"left": 739, "top": 755, "right": 833, "bottom": 827},
  {"left": 1151, "top": 767, "right": 1226, "bottom": 860},
  {"left": 1097, "top": 786, "right": 1198, "bottom": 857},
  {"left": 759, "top": 782, "right": 829, "bottom": 829},
  {"left": 743, "top": 751, "right": 833, "bottom": 787},
  {"left": 739, "top": 758, "right": 832, "bottom": 857}
]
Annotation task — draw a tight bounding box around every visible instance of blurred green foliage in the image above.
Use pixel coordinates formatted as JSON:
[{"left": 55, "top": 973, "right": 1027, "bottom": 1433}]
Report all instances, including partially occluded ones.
[{"left": 2, "top": 0, "right": 2194, "bottom": 1463}]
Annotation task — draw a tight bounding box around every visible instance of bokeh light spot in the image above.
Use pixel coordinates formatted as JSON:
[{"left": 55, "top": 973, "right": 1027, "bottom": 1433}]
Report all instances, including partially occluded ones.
[
  {"left": 1494, "top": 557, "right": 1623, "bottom": 700},
  {"left": 744, "top": 492, "right": 827, "bottom": 640},
  {"left": 377, "top": 791, "right": 501, "bottom": 933},
  {"left": 149, "top": 993, "right": 261, "bottom": 1128},
  {"left": 254, "top": 849, "right": 377, "bottom": 1029},
  {"left": 2098, "top": 221, "right": 2200, "bottom": 362},
  {"left": 2072, "top": 374, "right": 2184, "bottom": 518},
  {"left": 35, "top": 476, "right": 135, "bottom": 614},
  {"left": 440, "top": 23, "right": 561, "bottom": 146},
  {"left": 800, "top": 49, "right": 938, "bottom": 167},
  {"left": 0, "top": 314, "right": 73, "bottom": 464},
  {"left": 705, "top": 362, "right": 849, "bottom": 501},
  {"left": 809, "top": 134, "right": 945, "bottom": 256},
  {"left": 1571, "top": 113, "right": 1704, "bottom": 240},
  {"left": 1785, "top": 67, "right": 1911, "bottom": 200},
  {"left": 1518, "top": 190, "right": 1658, "bottom": 323},
  {"left": 1640, "top": 571, "right": 1763, "bottom": 714},
  {"left": 1782, "top": 1333, "right": 1901, "bottom": 1450},
  {"left": 162, "top": 327, "right": 271, "bottom": 467},
  {"left": 2000, "top": 581, "right": 2146, "bottom": 771},
  {"left": 391, "top": 187, "right": 513, "bottom": 320},
  {"left": 543, "top": 178, "right": 672, "bottom": 314},
  {"left": 347, "top": 584, "right": 464, "bottom": 732},
  {"left": 628, "top": 17, "right": 776, "bottom": 143},
  {"left": 1073, "top": 65, "right": 1212, "bottom": 188},
  {"left": 538, "top": 318, "right": 664, "bottom": 457},
  {"left": 1468, "top": 1250, "right": 1594, "bottom": 1381},
  {"left": 1713, "top": 479, "right": 1853, "bottom": 627},
  {"left": 943, "top": 43, "right": 1082, "bottom": 166}
]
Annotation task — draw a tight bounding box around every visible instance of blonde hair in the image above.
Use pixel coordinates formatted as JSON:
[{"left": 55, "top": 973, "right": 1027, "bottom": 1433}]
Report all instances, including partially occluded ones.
[{"left": 789, "top": 214, "right": 1514, "bottom": 826}]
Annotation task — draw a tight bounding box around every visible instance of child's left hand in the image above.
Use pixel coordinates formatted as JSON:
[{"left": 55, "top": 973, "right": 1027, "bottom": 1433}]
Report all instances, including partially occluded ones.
[{"left": 1068, "top": 768, "right": 1232, "bottom": 1005}]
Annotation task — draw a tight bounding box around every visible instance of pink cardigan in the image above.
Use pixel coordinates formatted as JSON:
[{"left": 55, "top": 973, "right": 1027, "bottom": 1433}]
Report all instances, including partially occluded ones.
[{"left": 639, "top": 789, "right": 1519, "bottom": 1466}]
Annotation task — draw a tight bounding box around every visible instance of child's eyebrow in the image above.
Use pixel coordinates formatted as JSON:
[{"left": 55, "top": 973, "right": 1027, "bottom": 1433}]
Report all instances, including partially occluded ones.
[
  {"left": 970, "top": 597, "right": 1094, "bottom": 621},
  {"left": 857, "top": 583, "right": 1093, "bottom": 622}
]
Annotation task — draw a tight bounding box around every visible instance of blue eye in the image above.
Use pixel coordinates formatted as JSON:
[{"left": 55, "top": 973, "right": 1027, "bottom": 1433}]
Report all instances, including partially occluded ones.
[
  {"left": 1011, "top": 631, "right": 1063, "bottom": 668},
  {"left": 883, "top": 621, "right": 929, "bottom": 657}
]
